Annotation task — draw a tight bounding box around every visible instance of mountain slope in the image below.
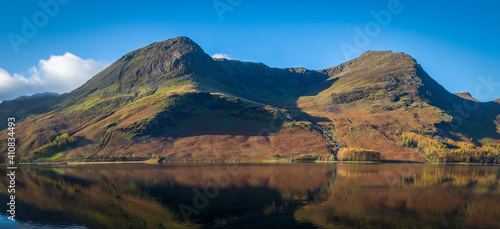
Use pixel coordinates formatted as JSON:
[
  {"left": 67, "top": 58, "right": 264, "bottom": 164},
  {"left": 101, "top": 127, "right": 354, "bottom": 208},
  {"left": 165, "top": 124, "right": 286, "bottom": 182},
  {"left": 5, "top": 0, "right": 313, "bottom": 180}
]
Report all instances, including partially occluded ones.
[
  {"left": 1, "top": 37, "right": 499, "bottom": 163},
  {"left": 1, "top": 37, "right": 332, "bottom": 162},
  {"left": 296, "top": 51, "right": 500, "bottom": 159}
]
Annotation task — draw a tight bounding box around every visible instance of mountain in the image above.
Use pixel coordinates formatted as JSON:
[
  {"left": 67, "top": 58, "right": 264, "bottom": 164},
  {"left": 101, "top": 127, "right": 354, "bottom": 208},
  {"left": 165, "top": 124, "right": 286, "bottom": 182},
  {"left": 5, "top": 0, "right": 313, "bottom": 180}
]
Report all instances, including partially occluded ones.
[
  {"left": 454, "top": 92, "right": 480, "bottom": 102},
  {"left": 297, "top": 51, "right": 500, "bottom": 150},
  {"left": 1, "top": 37, "right": 499, "bottom": 163},
  {"left": 0, "top": 92, "right": 63, "bottom": 123}
]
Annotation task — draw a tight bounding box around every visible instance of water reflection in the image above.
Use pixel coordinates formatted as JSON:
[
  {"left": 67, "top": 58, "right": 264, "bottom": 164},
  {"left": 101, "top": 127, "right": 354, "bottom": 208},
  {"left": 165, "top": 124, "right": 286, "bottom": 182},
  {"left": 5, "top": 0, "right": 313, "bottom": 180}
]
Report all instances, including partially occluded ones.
[{"left": 0, "top": 164, "right": 498, "bottom": 228}]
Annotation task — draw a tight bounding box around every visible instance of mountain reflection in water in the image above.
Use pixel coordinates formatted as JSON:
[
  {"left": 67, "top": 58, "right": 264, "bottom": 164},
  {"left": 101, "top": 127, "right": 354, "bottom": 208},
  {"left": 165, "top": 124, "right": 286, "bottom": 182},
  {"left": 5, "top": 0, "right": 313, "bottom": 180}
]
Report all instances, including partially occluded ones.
[{"left": 0, "top": 163, "right": 499, "bottom": 228}]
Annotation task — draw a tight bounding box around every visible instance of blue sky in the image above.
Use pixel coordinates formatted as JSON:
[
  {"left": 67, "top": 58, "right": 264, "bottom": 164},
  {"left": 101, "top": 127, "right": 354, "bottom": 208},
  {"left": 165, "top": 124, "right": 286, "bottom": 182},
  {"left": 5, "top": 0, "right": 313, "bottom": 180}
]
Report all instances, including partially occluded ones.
[{"left": 1, "top": 0, "right": 499, "bottom": 101}]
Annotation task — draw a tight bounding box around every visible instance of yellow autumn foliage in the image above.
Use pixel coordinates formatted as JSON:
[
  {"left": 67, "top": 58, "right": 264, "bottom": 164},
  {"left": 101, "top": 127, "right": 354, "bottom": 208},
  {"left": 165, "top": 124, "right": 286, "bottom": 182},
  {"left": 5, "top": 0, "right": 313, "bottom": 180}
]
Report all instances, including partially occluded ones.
[
  {"left": 34, "top": 133, "right": 77, "bottom": 156},
  {"left": 401, "top": 132, "right": 500, "bottom": 163},
  {"left": 337, "top": 148, "right": 381, "bottom": 161}
]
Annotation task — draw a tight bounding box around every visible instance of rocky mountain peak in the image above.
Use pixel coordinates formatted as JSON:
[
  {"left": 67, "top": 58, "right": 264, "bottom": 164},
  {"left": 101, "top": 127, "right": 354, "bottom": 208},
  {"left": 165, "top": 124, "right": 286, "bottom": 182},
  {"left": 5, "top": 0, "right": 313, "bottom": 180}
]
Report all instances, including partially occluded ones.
[{"left": 70, "top": 36, "right": 214, "bottom": 96}]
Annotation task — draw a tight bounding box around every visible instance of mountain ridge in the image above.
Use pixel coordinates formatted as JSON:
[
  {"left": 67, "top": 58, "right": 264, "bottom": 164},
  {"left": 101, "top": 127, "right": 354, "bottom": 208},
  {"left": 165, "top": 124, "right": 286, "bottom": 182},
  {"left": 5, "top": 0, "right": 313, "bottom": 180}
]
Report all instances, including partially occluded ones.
[
  {"left": 455, "top": 92, "right": 480, "bottom": 102},
  {"left": 1, "top": 37, "right": 499, "bottom": 163}
]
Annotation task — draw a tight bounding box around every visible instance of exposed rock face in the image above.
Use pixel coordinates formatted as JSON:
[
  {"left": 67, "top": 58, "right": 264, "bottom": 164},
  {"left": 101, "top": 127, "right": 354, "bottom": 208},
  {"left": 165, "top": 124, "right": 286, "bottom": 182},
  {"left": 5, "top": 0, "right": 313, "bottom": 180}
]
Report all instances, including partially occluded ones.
[{"left": 70, "top": 36, "right": 215, "bottom": 97}]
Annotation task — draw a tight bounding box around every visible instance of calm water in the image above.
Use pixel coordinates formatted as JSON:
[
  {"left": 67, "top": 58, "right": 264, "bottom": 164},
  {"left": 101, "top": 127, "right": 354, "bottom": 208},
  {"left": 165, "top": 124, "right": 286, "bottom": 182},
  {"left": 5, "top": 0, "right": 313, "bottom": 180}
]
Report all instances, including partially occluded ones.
[{"left": 0, "top": 163, "right": 499, "bottom": 228}]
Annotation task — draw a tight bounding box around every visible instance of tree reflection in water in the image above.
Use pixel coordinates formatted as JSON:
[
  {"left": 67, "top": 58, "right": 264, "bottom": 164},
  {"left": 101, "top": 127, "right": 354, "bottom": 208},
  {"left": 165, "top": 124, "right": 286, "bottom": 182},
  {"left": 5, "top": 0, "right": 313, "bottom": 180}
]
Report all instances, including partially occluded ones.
[{"left": 0, "top": 164, "right": 498, "bottom": 228}]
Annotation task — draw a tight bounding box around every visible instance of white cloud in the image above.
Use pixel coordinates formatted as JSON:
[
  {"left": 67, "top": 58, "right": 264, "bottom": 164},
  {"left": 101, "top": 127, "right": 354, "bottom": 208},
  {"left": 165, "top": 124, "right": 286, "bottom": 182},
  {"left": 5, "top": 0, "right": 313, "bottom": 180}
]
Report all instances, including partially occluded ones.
[
  {"left": 0, "top": 53, "right": 108, "bottom": 101},
  {"left": 211, "top": 53, "right": 232, "bottom": 60}
]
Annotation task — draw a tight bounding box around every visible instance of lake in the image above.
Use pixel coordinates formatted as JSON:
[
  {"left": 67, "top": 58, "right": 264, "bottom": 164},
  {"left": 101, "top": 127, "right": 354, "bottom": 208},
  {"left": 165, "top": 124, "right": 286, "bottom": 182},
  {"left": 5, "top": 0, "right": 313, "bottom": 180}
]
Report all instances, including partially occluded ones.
[{"left": 0, "top": 163, "right": 499, "bottom": 228}]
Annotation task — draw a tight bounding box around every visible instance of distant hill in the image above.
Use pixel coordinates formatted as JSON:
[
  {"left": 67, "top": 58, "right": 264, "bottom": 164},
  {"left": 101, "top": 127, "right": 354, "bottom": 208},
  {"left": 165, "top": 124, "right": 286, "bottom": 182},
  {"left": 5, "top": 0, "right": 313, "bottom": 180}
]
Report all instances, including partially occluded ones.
[
  {"left": 454, "top": 92, "right": 480, "bottom": 102},
  {"left": 1, "top": 37, "right": 499, "bottom": 163},
  {"left": 0, "top": 92, "right": 63, "bottom": 123}
]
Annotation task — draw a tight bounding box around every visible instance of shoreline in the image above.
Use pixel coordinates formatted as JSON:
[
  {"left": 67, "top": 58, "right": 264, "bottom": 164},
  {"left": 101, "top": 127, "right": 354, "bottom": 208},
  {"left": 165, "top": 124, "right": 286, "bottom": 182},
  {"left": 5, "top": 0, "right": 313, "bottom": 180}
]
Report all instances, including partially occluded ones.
[{"left": 4, "top": 158, "right": 499, "bottom": 167}]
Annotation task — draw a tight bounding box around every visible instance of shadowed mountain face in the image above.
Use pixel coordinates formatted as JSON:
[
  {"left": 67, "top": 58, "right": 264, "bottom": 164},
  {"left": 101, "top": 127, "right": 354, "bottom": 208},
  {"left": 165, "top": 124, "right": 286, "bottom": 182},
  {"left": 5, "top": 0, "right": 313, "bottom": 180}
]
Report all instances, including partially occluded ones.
[
  {"left": 0, "top": 92, "right": 63, "bottom": 123},
  {"left": 0, "top": 37, "right": 499, "bottom": 162}
]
